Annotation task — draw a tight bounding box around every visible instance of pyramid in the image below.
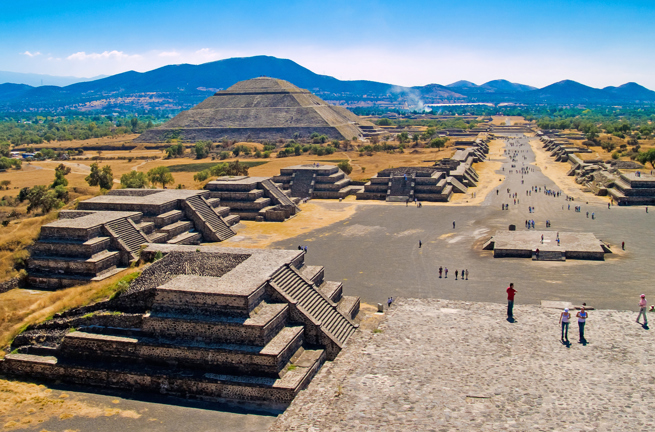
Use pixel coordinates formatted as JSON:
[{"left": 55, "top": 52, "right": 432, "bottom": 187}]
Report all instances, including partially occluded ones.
[{"left": 136, "top": 77, "right": 377, "bottom": 142}]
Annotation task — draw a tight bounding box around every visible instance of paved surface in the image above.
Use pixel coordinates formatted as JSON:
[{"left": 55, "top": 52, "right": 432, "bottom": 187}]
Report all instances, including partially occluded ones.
[
  {"left": 275, "top": 134, "right": 654, "bottom": 311},
  {"left": 272, "top": 298, "right": 655, "bottom": 431}
]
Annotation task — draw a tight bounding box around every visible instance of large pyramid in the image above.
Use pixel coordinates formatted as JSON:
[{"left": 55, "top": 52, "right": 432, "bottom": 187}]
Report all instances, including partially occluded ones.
[{"left": 136, "top": 77, "right": 377, "bottom": 142}]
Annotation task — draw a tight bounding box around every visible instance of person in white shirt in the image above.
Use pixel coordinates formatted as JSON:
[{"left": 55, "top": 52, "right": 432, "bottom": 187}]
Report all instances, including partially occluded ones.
[
  {"left": 559, "top": 308, "right": 571, "bottom": 342},
  {"left": 576, "top": 307, "right": 588, "bottom": 342}
]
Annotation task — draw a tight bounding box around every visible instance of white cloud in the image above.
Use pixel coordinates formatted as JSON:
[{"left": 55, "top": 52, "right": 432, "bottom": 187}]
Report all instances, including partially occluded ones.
[
  {"left": 158, "top": 51, "right": 180, "bottom": 57},
  {"left": 22, "top": 51, "right": 41, "bottom": 57},
  {"left": 66, "top": 50, "right": 142, "bottom": 61}
]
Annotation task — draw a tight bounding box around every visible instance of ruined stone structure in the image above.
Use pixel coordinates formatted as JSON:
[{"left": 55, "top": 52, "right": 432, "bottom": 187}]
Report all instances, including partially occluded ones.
[
  {"left": 483, "top": 231, "right": 610, "bottom": 261},
  {"left": 2, "top": 245, "right": 360, "bottom": 405},
  {"left": 272, "top": 164, "right": 363, "bottom": 199},
  {"left": 357, "top": 140, "right": 488, "bottom": 202},
  {"left": 135, "top": 77, "right": 381, "bottom": 143},
  {"left": 28, "top": 189, "right": 239, "bottom": 289},
  {"left": 539, "top": 132, "right": 655, "bottom": 205},
  {"left": 205, "top": 176, "right": 301, "bottom": 221}
]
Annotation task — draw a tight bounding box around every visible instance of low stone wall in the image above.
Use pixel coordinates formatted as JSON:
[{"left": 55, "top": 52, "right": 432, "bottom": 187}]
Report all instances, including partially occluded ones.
[{"left": 0, "top": 276, "right": 21, "bottom": 294}]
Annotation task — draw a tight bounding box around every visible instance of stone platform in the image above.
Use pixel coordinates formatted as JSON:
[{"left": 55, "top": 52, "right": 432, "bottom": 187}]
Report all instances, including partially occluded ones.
[
  {"left": 3, "top": 244, "right": 361, "bottom": 406},
  {"left": 483, "top": 230, "right": 610, "bottom": 260},
  {"left": 271, "top": 298, "right": 655, "bottom": 431}
]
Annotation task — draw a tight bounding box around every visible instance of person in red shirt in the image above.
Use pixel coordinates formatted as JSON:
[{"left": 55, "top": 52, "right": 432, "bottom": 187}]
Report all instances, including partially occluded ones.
[{"left": 507, "top": 283, "right": 517, "bottom": 318}]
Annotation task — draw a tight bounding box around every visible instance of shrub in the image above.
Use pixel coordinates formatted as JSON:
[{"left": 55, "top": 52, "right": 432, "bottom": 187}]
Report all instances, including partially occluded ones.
[{"left": 337, "top": 161, "right": 353, "bottom": 175}]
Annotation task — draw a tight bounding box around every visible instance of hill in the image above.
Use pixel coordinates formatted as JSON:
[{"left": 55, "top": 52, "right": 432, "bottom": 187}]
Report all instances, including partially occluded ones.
[{"left": 0, "top": 56, "right": 654, "bottom": 111}]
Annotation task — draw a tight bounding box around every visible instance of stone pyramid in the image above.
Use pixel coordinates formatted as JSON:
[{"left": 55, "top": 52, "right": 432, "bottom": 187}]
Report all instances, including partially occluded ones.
[{"left": 136, "top": 77, "right": 376, "bottom": 142}]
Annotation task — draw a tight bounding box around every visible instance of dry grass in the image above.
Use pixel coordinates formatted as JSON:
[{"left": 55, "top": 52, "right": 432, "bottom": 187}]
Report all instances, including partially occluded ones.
[
  {"left": 0, "top": 269, "right": 138, "bottom": 357},
  {"left": 16, "top": 134, "right": 140, "bottom": 151},
  {"left": 0, "top": 378, "right": 141, "bottom": 430}
]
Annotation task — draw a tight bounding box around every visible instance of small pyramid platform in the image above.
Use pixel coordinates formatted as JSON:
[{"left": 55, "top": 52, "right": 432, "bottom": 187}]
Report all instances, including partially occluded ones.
[{"left": 136, "top": 77, "right": 378, "bottom": 143}]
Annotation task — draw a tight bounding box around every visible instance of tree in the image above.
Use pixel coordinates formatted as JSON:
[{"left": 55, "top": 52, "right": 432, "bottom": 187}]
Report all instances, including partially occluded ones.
[
  {"left": 130, "top": 117, "right": 139, "bottom": 133},
  {"left": 86, "top": 163, "right": 114, "bottom": 190},
  {"left": 194, "top": 170, "right": 210, "bottom": 182},
  {"left": 396, "top": 131, "right": 409, "bottom": 144},
  {"left": 120, "top": 170, "right": 149, "bottom": 188},
  {"left": 193, "top": 140, "right": 213, "bottom": 159},
  {"left": 637, "top": 148, "right": 655, "bottom": 169},
  {"left": 147, "top": 166, "right": 175, "bottom": 188},
  {"left": 25, "top": 185, "right": 62, "bottom": 214},
  {"left": 337, "top": 161, "right": 353, "bottom": 175},
  {"left": 0, "top": 180, "right": 10, "bottom": 190},
  {"left": 429, "top": 137, "right": 448, "bottom": 150},
  {"left": 52, "top": 163, "right": 71, "bottom": 188}
]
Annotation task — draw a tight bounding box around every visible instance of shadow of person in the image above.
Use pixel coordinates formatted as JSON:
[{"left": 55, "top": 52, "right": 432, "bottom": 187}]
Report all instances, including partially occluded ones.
[
  {"left": 579, "top": 339, "right": 588, "bottom": 346},
  {"left": 507, "top": 317, "right": 516, "bottom": 323},
  {"left": 562, "top": 339, "right": 571, "bottom": 348}
]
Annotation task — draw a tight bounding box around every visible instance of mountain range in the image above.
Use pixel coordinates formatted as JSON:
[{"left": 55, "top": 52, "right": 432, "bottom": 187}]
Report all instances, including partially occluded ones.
[{"left": 0, "top": 55, "right": 654, "bottom": 112}]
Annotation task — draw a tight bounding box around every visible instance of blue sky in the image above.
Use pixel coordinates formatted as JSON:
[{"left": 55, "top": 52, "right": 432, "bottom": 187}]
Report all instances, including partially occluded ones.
[{"left": 2, "top": 0, "right": 655, "bottom": 88}]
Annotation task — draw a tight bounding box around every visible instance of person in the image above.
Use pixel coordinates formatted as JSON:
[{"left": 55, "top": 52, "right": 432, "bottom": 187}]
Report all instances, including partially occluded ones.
[
  {"left": 438, "top": 266, "right": 443, "bottom": 278},
  {"left": 455, "top": 270, "right": 458, "bottom": 280},
  {"left": 637, "top": 294, "right": 648, "bottom": 326},
  {"left": 535, "top": 248, "right": 540, "bottom": 259},
  {"left": 465, "top": 269, "right": 469, "bottom": 280},
  {"left": 418, "top": 240, "right": 422, "bottom": 248},
  {"left": 608, "top": 202, "right": 610, "bottom": 209},
  {"left": 576, "top": 307, "right": 588, "bottom": 342},
  {"left": 507, "top": 283, "right": 517, "bottom": 318},
  {"left": 387, "top": 297, "right": 393, "bottom": 309},
  {"left": 304, "top": 245, "right": 308, "bottom": 253},
  {"left": 453, "top": 221, "right": 456, "bottom": 229},
  {"left": 444, "top": 267, "right": 448, "bottom": 278},
  {"left": 560, "top": 308, "right": 570, "bottom": 341},
  {"left": 622, "top": 241, "right": 625, "bottom": 250}
]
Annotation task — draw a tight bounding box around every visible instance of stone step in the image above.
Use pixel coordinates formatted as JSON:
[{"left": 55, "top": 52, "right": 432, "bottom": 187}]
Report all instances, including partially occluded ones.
[
  {"left": 27, "top": 250, "right": 120, "bottom": 276},
  {"left": 154, "top": 210, "right": 184, "bottom": 228},
  {"left": 60, "top": 326, "right": 305, "bottom": 377},
  {"left": 143, "top": 302, "right": 290, "bottom": 346},
  {"left": 224, "top": 214, "right": 241, "bottom": 227},
  {"left": 337, "top": 295, "right": 361, "bottom": 321},
  {"left": 157, "top": 220, "right": 193, "bottom": 239},
  {"left": 215, "top": 206, "right": 231, "bottom": 217},
  {"left": 166, "top": 231, "right": 202, "bottom": 245},
  {"left": 300, "top": 265, "right": 324, "bottom": 286},
  {"left": 206, "top": 197, "right": 221, "bottom": 208},
  {"left": 27, "top": 266, "right": 128, "bottom": 290},
  {"left": 135, "top": 221, "right": 155, "bottom": 234},
  {"left": 30, "top": 237, "right": 111, "bottom": 258},
  {"left": 147, "top": 232, "right": 169, "bottom": 243},
  {"left": 2, "top": 348, "right": 326, "bottom": 405},
  {"left": 319, "top": 281, "right": 343, "bottom": 303}
]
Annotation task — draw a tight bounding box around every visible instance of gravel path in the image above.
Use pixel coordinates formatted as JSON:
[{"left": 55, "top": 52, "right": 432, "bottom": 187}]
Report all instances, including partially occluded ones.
[{"left": 272, "top": 298, "right": 655, "bottom": 431}]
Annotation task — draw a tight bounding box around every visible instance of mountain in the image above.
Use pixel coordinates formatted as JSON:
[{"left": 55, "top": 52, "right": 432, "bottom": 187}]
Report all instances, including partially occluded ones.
[
  {"left": 0, "top": 71, "right": 105, "bottom": 87},
  {"left": 480, "top": 79, "right": 536, "bottom": 93},
  {"left": 0, "top": 56, "right": 654, "bottom": 111},
  {"left": 446, "top": 80, "right": 478, "bottom": 89},
  {"left": 602, "top": 82, "right": 655, "bottom": 101},
  {"left": 527, "top": 80, "right": 610, "bottom": 103}
]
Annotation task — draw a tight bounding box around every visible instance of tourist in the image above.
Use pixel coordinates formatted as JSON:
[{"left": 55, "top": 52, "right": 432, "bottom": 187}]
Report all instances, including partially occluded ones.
[
  {"left": 453, "top": 221, "right": 456, "bottom": 229},
  {"left": 418, "top": 240, "right": 422, "bottom": 248},
  {"left": 507, "top": 283, "right": 517, "bottom": 319},
  {"left": 608, "top": 202, "right": 610, "bottom": 209},
  {"left": 637, "top": 294, "right": 648, "bottom": 326},
  {"left": 445, "top": 267, "right": 448, "bottom": 278},
  {"left": 455, "top": 270, "right": 458, "bottom": 280},
  {"left": 622, "top": 241, "right": 625, "bottom": 250},
  {"left": 559, "top": 308, "right": 571, "bottom": 342},
  {"left": 438, "top": 266, "right": 443, "bottom": 278},
  {"left": 576, "top": 307, "right": 588, "bottom": 343},
  {"left": 387, "top": 297, "right": 393, "bottom": 309},
  {"left": 465, "top": 269, "right": 469, "bottom": 280},
  {"left": 304, "top": 246, "right": 308, "bottom": 253}
]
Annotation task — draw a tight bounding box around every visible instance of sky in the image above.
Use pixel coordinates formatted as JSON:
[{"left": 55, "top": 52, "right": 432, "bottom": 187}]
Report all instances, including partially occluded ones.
[{"left": 2, "top": 0, "right": 655, "bottom": 88}]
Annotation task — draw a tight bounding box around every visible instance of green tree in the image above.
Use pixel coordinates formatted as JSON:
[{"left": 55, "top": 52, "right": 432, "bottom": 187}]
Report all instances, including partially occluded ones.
[
  {"left": 26, "top": 185, "right": 62, "bottom": 214},
  {"left": 637, "top": 148, "right": 655, "bottom": 169},
  {"left": 52, "top": 163, "right": 71, "bottom": 188},
  {"left": 147, "top": 166, "right": 175, "bottom": 188},
  {"left": 397, "top": 131, "right": 409, "bottom": 144},
  {"left": 194, "top": 170, "right": 210, "bottom": 182},
  {"left": 130, "top": 117, "right": 139, "bottom": 133},
  {"left": 86, "top": 163, "right": 114, "bottom": 190},
  {"left": 337, "top": 160, "right": 353, "bottom": 175},
  {"left": 193, "top": 140, "right": 212, "bottom": 159},
  {"left": 120, "top": 170, "right": 149, "bottom": 188}
]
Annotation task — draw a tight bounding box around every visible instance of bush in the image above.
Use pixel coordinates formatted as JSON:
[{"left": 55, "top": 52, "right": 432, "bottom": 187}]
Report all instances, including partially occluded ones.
[{"left": 337, "top": 161, "right": 353, "bottom": 175}]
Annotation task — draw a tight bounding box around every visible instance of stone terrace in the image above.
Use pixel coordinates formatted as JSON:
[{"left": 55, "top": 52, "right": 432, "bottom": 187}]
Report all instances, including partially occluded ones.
[
  {"left": 3, "top": 244, "right": 361, "bottom": 406},
  {"left": 27, "top": 189, "right": 240, "bottom": 289},
  {"left": 273, "top": 164, "right": 362, "bottom": 199},
  {"left": 205, "top": 176, "right": 301, "bottom": 221},
  {"left": 272, "top": 298, "right": 655, "bottom": 431}
]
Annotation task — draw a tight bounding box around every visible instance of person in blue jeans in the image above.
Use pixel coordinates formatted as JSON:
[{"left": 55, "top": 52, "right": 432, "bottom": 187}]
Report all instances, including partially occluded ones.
[
  {"left": 576, "top": 307, "right": 588, "bottom": 342},
  {"left": 559, "top": 308, "right": 570, "bottom": 341}
]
